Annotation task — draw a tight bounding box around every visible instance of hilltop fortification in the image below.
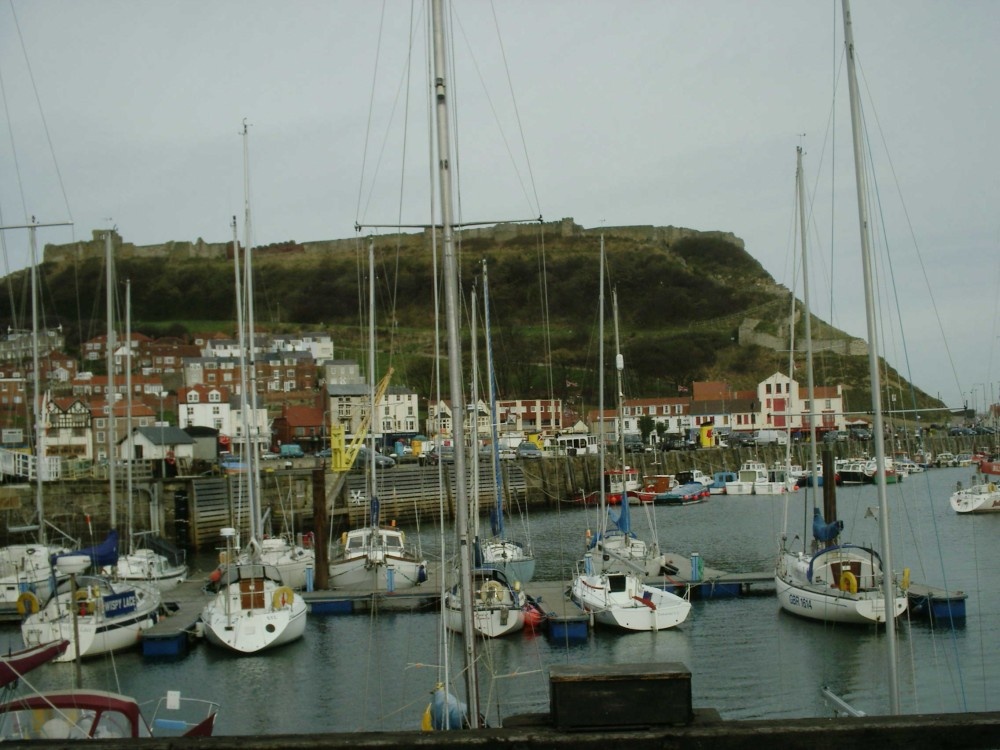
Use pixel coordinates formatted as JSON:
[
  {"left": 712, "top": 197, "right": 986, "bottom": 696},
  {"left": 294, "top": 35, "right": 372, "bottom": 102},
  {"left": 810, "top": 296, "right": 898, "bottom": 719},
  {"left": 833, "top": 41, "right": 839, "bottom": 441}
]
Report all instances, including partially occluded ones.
[{"left": 43, "top": 219, "right": 743, "bottom": 265}]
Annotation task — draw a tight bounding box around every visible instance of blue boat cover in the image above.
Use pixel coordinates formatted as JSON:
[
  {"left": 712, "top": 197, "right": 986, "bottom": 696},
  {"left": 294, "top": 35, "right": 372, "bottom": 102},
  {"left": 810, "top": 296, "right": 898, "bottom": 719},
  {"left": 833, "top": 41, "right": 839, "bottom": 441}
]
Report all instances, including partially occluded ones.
[{"left": 56, "top": 529, "right": 120, "bottom": 568}]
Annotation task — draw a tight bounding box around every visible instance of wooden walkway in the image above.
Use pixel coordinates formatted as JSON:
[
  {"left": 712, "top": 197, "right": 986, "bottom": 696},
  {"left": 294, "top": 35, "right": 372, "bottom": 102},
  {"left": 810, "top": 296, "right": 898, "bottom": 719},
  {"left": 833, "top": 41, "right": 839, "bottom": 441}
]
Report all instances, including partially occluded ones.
[{"left": 142, "top": 578, "right": 214, "bottom": 656}]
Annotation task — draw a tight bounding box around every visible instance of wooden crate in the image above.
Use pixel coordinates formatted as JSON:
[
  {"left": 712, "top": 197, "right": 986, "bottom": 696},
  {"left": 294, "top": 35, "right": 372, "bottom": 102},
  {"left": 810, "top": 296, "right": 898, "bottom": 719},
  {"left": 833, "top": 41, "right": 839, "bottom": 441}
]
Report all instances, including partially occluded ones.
[{"left": 549, "top": 662, "right": 692, "bottom": 730}]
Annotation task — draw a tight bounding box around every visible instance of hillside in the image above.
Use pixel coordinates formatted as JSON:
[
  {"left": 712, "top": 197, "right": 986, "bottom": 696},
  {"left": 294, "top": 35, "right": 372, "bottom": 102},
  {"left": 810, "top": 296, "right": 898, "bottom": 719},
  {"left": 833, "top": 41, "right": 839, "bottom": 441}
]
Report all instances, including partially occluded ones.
[{"left": 19, "top": 219, "right": 946, "bottom": 420}]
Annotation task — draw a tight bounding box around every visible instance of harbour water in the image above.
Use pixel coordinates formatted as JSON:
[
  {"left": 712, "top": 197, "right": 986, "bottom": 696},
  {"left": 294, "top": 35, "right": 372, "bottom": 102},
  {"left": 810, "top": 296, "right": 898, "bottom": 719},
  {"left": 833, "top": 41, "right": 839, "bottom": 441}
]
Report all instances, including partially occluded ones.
[{"left": 1, "top": 464, "right": 996, "bottom": 735}]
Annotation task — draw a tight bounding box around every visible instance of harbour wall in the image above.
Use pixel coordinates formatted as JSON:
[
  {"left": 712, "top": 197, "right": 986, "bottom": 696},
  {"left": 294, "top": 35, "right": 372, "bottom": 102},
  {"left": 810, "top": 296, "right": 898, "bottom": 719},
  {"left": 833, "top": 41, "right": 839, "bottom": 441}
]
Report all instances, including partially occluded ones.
[{"left": 0, "top": 437, "right": 981, "bottom": 553}]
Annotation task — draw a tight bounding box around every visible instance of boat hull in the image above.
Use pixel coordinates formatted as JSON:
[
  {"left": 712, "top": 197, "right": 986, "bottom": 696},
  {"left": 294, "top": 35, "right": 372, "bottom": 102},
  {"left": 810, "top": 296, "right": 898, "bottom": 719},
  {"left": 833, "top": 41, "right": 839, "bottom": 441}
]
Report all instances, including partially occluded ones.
[
  {"left": 21, "top": 577, "right": 161, "bottom": 661},
  {"left": 200, "top": 578, "right": 307, "bottom": 654},
  {"left": 571, "top": 571, "right": 691, "bottom": 631},
  {"left": 950, "top": 482, "right": 1000, "bottom": 513},
  {"left": 774, "top": 550, "right": 907, "bottom": 625}
]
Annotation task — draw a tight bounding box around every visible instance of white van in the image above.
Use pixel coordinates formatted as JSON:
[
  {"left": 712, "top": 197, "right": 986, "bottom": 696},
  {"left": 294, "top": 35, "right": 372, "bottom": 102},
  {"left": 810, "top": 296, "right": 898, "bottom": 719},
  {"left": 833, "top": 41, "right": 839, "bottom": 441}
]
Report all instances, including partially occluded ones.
[{"left": 753, "top": 429, "right": 789, "bottom": 446}]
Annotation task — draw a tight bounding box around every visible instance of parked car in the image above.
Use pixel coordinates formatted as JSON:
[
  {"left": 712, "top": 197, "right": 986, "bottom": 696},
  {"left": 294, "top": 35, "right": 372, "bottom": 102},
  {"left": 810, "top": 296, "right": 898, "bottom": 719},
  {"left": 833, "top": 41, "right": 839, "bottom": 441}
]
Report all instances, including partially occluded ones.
[
  {"left": 316, "top": 448, "right": 332, "bottom": 458},
  {"left": 727, "top": 431, "right": 756, "bottom": 447},
  {"left": 259, "top": 451, "right": 281, "bottom": 460},
  {"left": 516, "top": 442, "right": 543, "bottom": 460},
  {"left": 354, "top": 446, "right": 395, "bottom": 470},
  {"left": 849, "top": 428, "right": 872, "bottom": 441}
]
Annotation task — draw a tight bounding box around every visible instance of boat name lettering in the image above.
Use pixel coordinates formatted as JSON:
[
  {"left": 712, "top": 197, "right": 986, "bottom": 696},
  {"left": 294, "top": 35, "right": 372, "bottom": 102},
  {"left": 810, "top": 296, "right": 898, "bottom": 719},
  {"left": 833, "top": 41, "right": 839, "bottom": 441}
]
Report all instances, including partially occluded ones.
[
  {"left": 102, "top": 591, "right": 138, "bottom": 615},
  {"left": 788, "top": 594, "right": 813, "bottom": 610}
]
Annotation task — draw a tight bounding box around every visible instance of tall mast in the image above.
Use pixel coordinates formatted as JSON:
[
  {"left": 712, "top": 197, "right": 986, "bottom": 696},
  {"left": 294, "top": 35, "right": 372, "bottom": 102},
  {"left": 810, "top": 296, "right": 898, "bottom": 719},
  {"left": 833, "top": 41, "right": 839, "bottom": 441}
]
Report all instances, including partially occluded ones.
[
  {"left": 612, "top": 287, "right": 629, "bottom": 532},
  {"left": 241, "top": 120, "right": 261, "bottom": 544},
  {"left": 598, "top": 236, "right": 605, "bottom": 511},
  {"left": 841, "top": 0, "right": 900, "bottom": 712},
  {"left": 125, "top": 279, "right": 134, "bottom": 550},
  {"left": 105, "top": 230, "right": 117, "bottom": 530},
  {"left": 797, "top": 146, "right": 819, "bottom": 545},
  {"left": 366, "top": 237, "right": 377, "bottom": 497},
  {"left": 232, "top": 215, "right": 254, "bottom": 550},
  {"left": 430, "top": 0, "right": 479, "bottom": 724},
  {"left": 29, "top": 224, "right": 45, "bottom": 544}
]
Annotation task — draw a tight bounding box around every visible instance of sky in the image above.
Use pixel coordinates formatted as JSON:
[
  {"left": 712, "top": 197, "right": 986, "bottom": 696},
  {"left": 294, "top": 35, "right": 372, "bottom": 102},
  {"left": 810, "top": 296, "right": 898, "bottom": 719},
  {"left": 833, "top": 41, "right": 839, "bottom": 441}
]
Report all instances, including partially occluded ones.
[{"left": 1, "top": 1, "right": 998, "bottom": 413}]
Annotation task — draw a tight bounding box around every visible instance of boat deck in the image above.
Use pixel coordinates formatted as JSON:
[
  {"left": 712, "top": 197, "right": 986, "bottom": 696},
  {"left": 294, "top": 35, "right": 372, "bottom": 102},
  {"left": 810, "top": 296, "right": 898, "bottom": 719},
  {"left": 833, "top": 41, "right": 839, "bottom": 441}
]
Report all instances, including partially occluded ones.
[{"left": 141, "top": 578, "right": 213, "bottom": 656}]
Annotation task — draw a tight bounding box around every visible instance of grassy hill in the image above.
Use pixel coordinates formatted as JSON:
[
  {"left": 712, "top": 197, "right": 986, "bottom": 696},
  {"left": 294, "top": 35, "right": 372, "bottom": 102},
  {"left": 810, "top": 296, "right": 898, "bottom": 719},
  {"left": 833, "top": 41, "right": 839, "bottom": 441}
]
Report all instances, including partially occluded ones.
[{"left": 19, "top": 220, "right": 947, "bottom": 422}]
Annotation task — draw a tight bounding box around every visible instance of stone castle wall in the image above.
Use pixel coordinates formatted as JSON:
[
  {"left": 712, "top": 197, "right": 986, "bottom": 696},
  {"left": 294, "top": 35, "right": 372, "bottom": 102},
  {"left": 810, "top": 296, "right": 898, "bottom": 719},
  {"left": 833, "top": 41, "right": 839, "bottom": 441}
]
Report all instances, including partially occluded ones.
[{"left": 43, "top": 219, "right": 744, "bottom": 264}]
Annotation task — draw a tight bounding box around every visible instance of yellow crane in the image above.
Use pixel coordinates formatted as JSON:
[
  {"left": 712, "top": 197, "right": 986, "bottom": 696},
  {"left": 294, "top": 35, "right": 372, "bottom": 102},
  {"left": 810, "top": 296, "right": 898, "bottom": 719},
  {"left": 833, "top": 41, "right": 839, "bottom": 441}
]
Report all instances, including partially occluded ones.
[{"left": 327, "top": 367, "right": 394, "bottom": 497}]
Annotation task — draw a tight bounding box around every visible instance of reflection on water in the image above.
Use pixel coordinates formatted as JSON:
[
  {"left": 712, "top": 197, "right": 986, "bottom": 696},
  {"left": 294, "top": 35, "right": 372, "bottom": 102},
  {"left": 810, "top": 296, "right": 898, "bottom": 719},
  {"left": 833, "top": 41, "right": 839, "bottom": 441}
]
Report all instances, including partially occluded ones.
[{"left": 0, "top": 467, "right": 996, "bottom": 734}]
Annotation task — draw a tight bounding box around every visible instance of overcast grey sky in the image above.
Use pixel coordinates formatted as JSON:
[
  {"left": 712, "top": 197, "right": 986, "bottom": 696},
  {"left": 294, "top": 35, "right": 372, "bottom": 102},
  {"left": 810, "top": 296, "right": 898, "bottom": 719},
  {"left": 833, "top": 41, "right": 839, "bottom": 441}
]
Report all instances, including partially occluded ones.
[{"left": 1, "top": 1, "right": 998, "bottom": 412}]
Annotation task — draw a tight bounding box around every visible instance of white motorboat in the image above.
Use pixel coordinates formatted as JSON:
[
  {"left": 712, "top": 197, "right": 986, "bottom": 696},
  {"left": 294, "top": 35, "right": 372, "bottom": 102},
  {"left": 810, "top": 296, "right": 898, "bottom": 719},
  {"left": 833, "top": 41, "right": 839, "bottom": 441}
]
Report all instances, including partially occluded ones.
[{"left": 572, "top": 554, "right": 690, "bottom": 632}]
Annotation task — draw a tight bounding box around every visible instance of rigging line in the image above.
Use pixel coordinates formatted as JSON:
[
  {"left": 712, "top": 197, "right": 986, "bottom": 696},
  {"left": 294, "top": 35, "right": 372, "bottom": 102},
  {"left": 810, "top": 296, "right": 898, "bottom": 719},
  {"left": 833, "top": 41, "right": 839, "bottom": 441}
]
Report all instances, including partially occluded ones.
[
  {"left": 355, "top": 0, "right": 390, "bottom": 225},
  {"left": 856, "top": 60, "right": 964, "bottom": 406},
  {"left": 488, "top": 0, "right": 541, "bottom": 216},
  {"left": 8, "top": 2, "right": 74, "bottom": 231}
]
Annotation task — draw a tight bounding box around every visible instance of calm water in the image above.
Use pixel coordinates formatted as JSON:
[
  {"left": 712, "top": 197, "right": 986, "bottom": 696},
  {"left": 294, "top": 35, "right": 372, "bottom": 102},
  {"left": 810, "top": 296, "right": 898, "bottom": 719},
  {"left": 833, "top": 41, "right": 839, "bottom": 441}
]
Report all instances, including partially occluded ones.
[{"left": 2, "top": 465, "right": 997, "bottom": 735}]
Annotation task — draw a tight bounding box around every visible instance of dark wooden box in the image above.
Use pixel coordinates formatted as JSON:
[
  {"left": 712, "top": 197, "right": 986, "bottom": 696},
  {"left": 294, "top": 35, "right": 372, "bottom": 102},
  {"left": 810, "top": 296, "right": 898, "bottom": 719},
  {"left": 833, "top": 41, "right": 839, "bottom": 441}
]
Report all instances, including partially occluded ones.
[{"left": 549, "top": 662, "right": 692, "bottom": 731}]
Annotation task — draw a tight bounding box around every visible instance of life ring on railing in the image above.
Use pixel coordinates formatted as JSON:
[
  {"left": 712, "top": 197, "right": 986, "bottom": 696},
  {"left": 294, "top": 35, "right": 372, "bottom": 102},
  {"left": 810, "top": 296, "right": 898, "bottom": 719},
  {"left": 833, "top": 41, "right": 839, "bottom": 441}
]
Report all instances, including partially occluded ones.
[
  {"left": 901, "top": 567, "right": 911, "bottom": 592},
  {"left": 272, "top": 586, "right": 294, "bottom": 609},
  {"left": 16, "top": 591, "right": 39, "bottom": 616},
  {"left": 839, "top": 571, "right": 858, "bottom": 594},
  {"left": 74, "top": 588, "right": 90, "bottom": 602},
  {"left": 479, "top": 580, "right": 504, "bottom": 603}
]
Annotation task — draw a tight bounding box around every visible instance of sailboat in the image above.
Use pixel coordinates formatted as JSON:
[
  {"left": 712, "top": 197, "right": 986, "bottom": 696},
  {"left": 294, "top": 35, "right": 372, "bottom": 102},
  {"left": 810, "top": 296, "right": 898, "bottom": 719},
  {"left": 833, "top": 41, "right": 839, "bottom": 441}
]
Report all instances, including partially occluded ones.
[
  {"left": 327, "top": 237, "right": 428, "bottom": 593},
  {"left": 198, "top": 192, "right": 307, "bottom": 654},
  {"left": 0, "top": 221, "right": 73, "bottom": 617},
  {"left": 105, "top": 279, "right": 188, "bottom": 591},
  {"left": 472, "top": 260, "right": 535, "bottom": 586},
  {"left": 23, "top": 231, "right": 162, "bottom": 661},
  {"left": 774, "top": 142, "right": 907, "bottom": 627},
  {"left": 571, "top": 241, "right": 691, "bottom": 632}
]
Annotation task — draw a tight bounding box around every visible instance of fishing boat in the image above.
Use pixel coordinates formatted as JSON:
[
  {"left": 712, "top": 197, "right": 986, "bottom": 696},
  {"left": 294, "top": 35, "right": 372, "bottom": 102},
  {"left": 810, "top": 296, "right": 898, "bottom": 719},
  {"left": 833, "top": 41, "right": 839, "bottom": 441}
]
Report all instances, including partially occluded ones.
[
  {"left": 654, "top": 482, "right": 709, "bottom": 505},
  {"left": 635, "top": 474, "right": 675, "bottom": 503}
]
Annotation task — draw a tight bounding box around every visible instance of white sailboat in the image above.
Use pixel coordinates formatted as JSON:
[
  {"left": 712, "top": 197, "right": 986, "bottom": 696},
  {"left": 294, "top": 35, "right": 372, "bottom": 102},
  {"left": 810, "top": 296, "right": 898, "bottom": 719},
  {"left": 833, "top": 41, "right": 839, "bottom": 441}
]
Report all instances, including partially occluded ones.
[
  {"left": 199, "top": 173, "right": 307, "bottom": 654},
  {"left": 327, "top": 237, "right": 427, "bottom": 593},
  {"left": 0, "top": 221, "right": 72, "bottom": 617},
  {"left": 571, "top": 240, "right": 691, "bottom": 632},
  {"left": 106, "top": 279, "right": 188, "bottom": 591},
  {"left": 774, "top": 141, "right": 906, "bottom": 628},
  {"left": 23, "top": 231, "right": 162, "bottom": 661},
  {"left": 473, "top": 260, "right": 535, "bottom": 585}
]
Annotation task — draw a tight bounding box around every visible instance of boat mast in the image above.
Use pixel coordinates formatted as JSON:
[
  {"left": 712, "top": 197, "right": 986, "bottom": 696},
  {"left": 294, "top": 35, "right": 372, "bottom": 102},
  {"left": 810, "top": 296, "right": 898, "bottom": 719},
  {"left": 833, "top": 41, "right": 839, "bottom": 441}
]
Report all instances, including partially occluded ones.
[
  {"left": 105, "top": 230, "right": 117, "bottom": 530},
  {"left": 241, "top": 120, "right": 260, "bottom": 546},
  {"left": 430, "top": 0, "right": 479, "bottom": 725},
  {"left": 232, "top": 215, "right": 251, "bottom": 552},
  {"left": 612, "top": 287, "right": 629, "bottom": 532},
  {"left": 366, "top": 237, "right": 377, "bottom": 510},
  {"left": 841, "top": 0, "right": 900, "bottom": 712},
  {"left": 29, "top": 224, "right": 45, "bottom": 544},
  {"left": 125, "top": 280, "right": 134, "bottom": 551},
  {"left": 797, "top": 146, "right": 819, "bottom": 545},
  {"left": 483, "top": 261, "right": 506, "bottom": 541},
  {"left": 598, "top": 236, "right": 606, "bottom": 512}
]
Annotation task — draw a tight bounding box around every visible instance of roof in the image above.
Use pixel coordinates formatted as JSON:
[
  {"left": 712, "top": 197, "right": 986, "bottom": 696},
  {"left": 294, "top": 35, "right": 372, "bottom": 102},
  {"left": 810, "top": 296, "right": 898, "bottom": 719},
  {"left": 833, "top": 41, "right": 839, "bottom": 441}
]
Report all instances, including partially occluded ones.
[{"left": 134, "top": 426, "right": 195, "bottom": 446}]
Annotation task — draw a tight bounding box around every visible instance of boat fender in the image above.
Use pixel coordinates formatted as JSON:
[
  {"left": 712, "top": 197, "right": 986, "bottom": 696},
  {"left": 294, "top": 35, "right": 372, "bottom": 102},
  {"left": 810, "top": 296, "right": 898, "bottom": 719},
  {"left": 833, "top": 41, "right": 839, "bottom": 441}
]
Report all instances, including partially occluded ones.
[
  {"left": 989, "top": 483, "right": 997, "bottom": 492},
  {"left": 480, "top": 580, "right": 503, "bottom": 603},
  {"left": 901, "top": 567, "right": 910, "bottom": 592},
  {"left": 341, "top": 532, "right": 348, "bottom": 546},
  {"left": 839, "top": 571, "right": 858, "bottom": 594},
  {"left": 209, "top": 567, "right": 223, "bottom": 584},
  {"left": 16, "top": 591, "right": 39, "bottom": 616},
  {"left": 272, "top": 586, "right": 295, "bottom": 609}
]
